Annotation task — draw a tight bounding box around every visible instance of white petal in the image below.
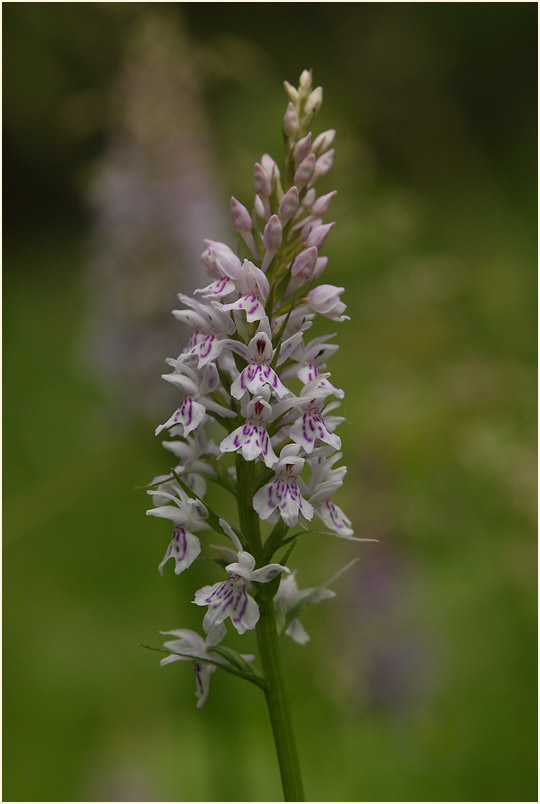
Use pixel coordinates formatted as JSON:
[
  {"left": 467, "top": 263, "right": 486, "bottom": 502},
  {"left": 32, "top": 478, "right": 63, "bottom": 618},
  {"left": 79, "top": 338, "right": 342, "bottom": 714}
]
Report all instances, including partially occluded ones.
[
  {"left": 158, "top": 528, "right": 201, "bottom": 575},
  {"left": 194, "top": 662, "right": 216, "bottom": 707},
  {"left": 250, "top": 563, "right": 290, "bottom": 583},
  {"left": 285, "top": 619, "right": 311, "bottom": 645}
]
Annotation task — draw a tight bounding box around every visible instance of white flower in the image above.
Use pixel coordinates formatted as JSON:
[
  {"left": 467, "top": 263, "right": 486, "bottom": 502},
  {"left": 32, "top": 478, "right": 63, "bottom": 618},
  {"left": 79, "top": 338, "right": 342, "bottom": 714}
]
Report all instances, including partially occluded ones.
[
  {"left": 160, "top": 624, "right": 253, "bottom": 708},
  {"left": 146, "top": 488, "right": 210, "bottom": 575},
  {"left": 219, "top": 391, "right": 278, "bottom": 468},
  {"left": 305, "top": 450, "right": 356, "bottom": 539},
  {"left": 229, "top": 318, "right": 289, "bottom": 400},
  {"left": 193, "top": 543, "right": 289, "bottom": 635},
  {"left": 286, "top": 376, "right": 342, "bottom": 454},
  {"left": 173, "top": 295, "right": 236, "bottom": 368},
  {"left": 253, "top": 444, "right": 314, "bottom": 527},
  {"left": 274, "top": 571, "right": 335, "bottom": 644},
  {"left": 156, "top": 362, "right": 235, "bottom": 437},
  {"left": 220, "top": 259, "right": 270, "bottom": 322}
]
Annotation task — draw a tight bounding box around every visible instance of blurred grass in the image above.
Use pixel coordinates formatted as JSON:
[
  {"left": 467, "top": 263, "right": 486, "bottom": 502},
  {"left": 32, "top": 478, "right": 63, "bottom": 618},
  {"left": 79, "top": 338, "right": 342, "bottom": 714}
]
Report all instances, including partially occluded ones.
[{"left": 3, "top": 4, "right": 537, "bottom": 802}]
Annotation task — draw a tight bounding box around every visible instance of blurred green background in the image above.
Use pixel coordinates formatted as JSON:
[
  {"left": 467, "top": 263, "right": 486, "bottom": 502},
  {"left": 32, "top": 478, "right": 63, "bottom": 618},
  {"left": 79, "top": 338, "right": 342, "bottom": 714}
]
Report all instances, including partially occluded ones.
[{"left": 3, "top": 3, "right": 537, "bottom": 802}]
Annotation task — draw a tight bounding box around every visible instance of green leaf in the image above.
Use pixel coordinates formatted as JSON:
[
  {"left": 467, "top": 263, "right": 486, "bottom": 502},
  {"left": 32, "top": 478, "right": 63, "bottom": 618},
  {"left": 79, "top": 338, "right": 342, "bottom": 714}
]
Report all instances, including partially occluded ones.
[
  {"left": 207, "top": 645, "right": 258, "bottom": 676},
  {"left": 282, "top": 558, "right": 360, "bottom": 632},
  {"left": 139, "top": 644, "right": 266, "bottom": 690}
]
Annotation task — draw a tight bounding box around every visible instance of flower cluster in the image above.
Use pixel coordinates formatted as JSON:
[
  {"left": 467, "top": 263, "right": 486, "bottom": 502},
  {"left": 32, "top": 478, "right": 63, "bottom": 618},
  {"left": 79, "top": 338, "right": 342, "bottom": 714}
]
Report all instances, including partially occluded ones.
[{"left": 146, "top": 70, "right": 362, "bottom": 707}]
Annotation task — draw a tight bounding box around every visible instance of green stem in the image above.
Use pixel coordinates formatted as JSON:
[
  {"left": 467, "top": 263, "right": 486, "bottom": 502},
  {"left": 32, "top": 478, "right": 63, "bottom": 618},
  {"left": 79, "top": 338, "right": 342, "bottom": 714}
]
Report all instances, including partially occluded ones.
[{"left": 256, "top": 598, "right": 305, "bottom": 801}]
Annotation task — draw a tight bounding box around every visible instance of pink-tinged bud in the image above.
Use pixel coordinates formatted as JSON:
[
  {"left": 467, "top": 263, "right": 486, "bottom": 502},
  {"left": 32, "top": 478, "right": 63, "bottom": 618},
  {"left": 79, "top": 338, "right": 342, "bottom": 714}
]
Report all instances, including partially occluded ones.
[
  {"left": 302, "top": 188, "right": 317, "bottom": 209},
  {"left": 201, "top": 241, "right": 242, "bottom": 278},
  {"left": 298, "top": 69, "right": 313, "bottom": 98},
  {"left": 304, "top": 86, "right": 323, "bottom": 117},
  {"left": 313, "top": 149, "right": 334, "bottom": 183},
  {"left": 278, "top": 186, "right": 299, "bottom": 223},
  {"left": 311, "top": 190, "right": 337, "bottom": 216},
  {"left": 254, "top": 195, "right": 266, "bottom": 219},
  {"left": 306, "top": 221, "right": 335, "bottom": 249},
  {"left": 283, "top": 102, "right": 299, "bottom": 136},
  {"left": 307, "top": 284, "right": 347, "bottom": 320},
  {"left": 284, "top": 80, "right": 299, "bottom": 104},
  {"left": 301, "top": 217, "right": 323, "bottom": 239},
  {"left": 291, "top": 246, "right": 318, "bottom": 278},
  {"left": 253, "top": 162, "right": 272, "bottom": 197},
  {"left": 312, "top": 129, "right": 336, "bottom": 155},
  {"left": 294, "top": 153, "right": 316, "bottom": 188},
  {"left": 263, "top": 214, "right": 283, "bottom": 252},
  {"left": 293, "top": 133, "right": 312, "bottom": 164},
  {"left": 230, "top": 197, "right": 252, "bottom": 233},
  {"left": 261, "top": 153, "right": 280, "bottom": 183}
]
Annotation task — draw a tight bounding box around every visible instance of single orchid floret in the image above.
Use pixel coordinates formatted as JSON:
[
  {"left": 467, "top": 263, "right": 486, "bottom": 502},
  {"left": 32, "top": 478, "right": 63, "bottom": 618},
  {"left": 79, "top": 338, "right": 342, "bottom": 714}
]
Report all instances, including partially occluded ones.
[
  {"left": 304, "top": 451, "right": 355, "bottom": 538},
  {"left": 193, "top": 542, "right": 289, "bottom": 635},
  {"left": 287, "top": 376, "right": 342, "bottom": 454},
  {"left": 253, "top": 444, "right": 314, "bottom": 527},
  {"left": 229, "top": 318, "right": 289, "bottom": 400},
  {"left": 174, "top": 295, "right": 236, "bottom": 368},
  {"left": 200, "top": 240, "right": 242, "bottom": 280},
  {"left": 219, "top": 390, "right": 278, "bottom": 468},
  {"left": 283, "top": 333, "right": 344, "bottom": 399},
  {"left": 274, "top": 571, "right": 336, "bottom": 645},
  {"left": 160, "top": 624, "right": 254, "bottom": 708},
  {"left": 156, "top": 363, "right": 235, "bottom": 437},
  {"left": 146, "top": 489, "right": 210, "bottom": 575},
  {"left": 220, "top": 259, "right": 270, "bottom": 323},
  {"left": 307, "top": 284, "right": 349, "bottom": 322}
]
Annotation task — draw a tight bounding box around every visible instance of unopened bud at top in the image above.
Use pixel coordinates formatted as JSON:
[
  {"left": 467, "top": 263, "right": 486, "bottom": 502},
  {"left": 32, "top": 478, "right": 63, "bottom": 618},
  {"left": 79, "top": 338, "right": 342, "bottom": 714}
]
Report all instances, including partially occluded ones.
[
  {"left": 253, "top": 163, "right": 272, "bottom": 198},
  {"left": 311, "top": 190, "right": 337, "bottom": 217},
  {"left": 306, "top": 221, "right": 335, "bottom": 249},
  {"left": 263, "top": 214, "right": 283, "bottom": 252},
  {"left": 283, "top": 102, "right": 300, "bottom": 137},
  {"left": 261, "top": 154, "right": 280, "bottom": 184},
  {"left": 298, "top": 69, "right": 313, "bottom": 98},
  {"left": 293, "top": 133, "right": 312, "bottom": 164},
  {"left": 294, "top": 153, "right": 316, "bottom": 188},
  {"left": 284, "top": 80, "right": 299, "bottom": 104},
  {"left": 278, "top": 186, "right": 300, "bottom": 223},
  {"left": 312, "top": 129, "right": 336, "bottom": 155},
  {"left": 230, "top": 197, "right": 252, "bottom": 233},
  {"left": 291, "top": 246, "right": 318, "bottom": 278},
  {"left": 312, "top": 149, "right": 335, "bottom": 184},
  {"left": 254, "top": 195, "right": 266, "bottom": 219},
  {"left": 304, "top": 87, "right": 323, "bottom": 117}
]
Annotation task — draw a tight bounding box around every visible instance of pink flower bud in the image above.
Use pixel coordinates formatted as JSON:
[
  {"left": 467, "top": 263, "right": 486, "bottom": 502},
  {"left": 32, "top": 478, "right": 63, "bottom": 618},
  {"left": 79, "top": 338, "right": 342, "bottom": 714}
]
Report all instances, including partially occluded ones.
[
  {"left": 263, "top": 214, "right": 283, "bottom": 252},
  {"left": 230, "top": 197, "right": 252, "bottom": 233},
  {"left": 301, "top": 217, "right": 323, "bottom": 240},
  {"left": 293, "top": 133, "right": 312, "bottom": 164},
  {"left": 302, "top": 188, "right": 317, "bottom": 209},
  {"left": 313, "top": 149, "right": 334, "bottom": 182},
  {"left": 307, "top": 284, "right": 347, "bottom": 320},
  {"left": 283, "top": 102, "right": 299, "bottom": 136},
  {"left": 312, "top": 129, "right": 336, "bottom": 155},
  {"left": 261, "top": 153, "right": 280, "bottom": 183},
  {"left": 311, "top": 190, "right": 337, "bottom": 217},
  {"left": 253, "top": 163, "right": 272, "bottom": 197},
  {"left": 298, "top": 69, "right": 313, "bottom": 98},
  {"left": 294, "top": 153, "right": 316, "bottom": 188},
  {"left": 254, "top": 195, "right": 266, "bottom": 219},
  {"left": 304, "top": 87, "right": 323, "bottom": 117},
  {"left": 278, "top": 186, "right": 299, "bottom": 223},
  {"left": 291, "top": 246, "right": 318, "bottom": 278},
  {"left": 306, "top": 221, "right": 335, "bottom": 249},
  {"left": 284, "top": 80, "right": 299, "bottom": 104},
  {"left": 201, "top": 241, "right": 242, "bottom": 278}
]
